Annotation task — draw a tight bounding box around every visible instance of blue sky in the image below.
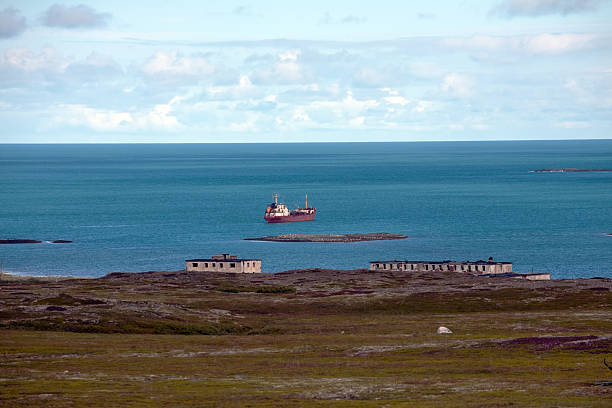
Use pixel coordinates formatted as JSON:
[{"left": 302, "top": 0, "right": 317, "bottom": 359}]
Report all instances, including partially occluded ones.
[{"left": 1, "top": 0, "right": 611, "bottom": 142}]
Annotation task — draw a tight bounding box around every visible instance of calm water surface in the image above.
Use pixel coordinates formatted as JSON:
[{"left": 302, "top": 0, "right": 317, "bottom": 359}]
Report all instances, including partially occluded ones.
[{"left": 1, "top": 141, "right": 611, "bottom": 278}]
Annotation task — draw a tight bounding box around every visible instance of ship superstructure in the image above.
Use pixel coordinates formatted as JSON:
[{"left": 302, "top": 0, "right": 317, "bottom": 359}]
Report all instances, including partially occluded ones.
[{"left": 264, "top": 193, "right": 316, "bottom": 223}]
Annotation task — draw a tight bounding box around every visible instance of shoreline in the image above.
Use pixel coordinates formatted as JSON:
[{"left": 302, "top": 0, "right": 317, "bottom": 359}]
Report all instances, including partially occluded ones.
[
  {"left": 0, "top": 272, "right": 90, "bottom": 282},
  {"left": 0, "top": 268, "right": 604, "bottom": 282}
]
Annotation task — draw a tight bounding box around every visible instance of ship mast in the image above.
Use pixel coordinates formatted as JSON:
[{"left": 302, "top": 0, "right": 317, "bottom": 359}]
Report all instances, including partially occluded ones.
[
  {"left": 305, "top": 193, "right": 308, "bottom": 208},
  {"left": 274, "top": 192, "right": 278, "bottom": 205}
]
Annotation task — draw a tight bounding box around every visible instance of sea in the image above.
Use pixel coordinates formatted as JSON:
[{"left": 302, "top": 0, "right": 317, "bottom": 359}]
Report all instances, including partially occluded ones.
[{"left": 1, "top": 141, "right": 611, "bottom": 279}]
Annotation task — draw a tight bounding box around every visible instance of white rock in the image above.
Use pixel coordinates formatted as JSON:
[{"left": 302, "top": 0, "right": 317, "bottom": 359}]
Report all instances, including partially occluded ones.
[{"left": 437, "top": 326, "right": 452, "bottom": 334}]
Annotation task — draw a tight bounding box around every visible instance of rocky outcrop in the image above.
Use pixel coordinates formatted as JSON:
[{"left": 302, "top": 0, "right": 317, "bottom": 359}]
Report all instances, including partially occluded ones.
[
  {"left": 0, "top": 239, "right": 42, "bottom": 244},
  {"left": 0, "top": 239, "right": 72, "bottom": 244},
  {"left": 531, "top": 168, "right": 612, "bottom": 173},
  {"left": 244, "top": 232, "right": 407, "bottom": 242}
]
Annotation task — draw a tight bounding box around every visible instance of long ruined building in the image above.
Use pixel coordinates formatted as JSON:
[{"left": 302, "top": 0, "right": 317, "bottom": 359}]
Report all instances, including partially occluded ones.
[
  {"left": 369, "top": 257, "right": 550, "bottom": 280},
  {"left": 369, "top": 257, "right": 512, "bottom": 274}
]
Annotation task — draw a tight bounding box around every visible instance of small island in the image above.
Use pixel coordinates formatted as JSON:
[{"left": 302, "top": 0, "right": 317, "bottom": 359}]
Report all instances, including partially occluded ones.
[
  {"left": 245, "top": 232, "right": 407, "bottom": 242},
  {"left": 0, "top": 239, "right": 42, "bottom": 244},
  {"left": 0, "top": 239, "right": 72, "bottom": 245},
  {"left": 531, "top": 168, "right": 612, "bottom": 173}
]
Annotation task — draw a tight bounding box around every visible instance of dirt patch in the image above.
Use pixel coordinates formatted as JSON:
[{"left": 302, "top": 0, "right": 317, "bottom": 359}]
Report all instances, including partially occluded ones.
[
  {"left": 487, "top": 335, "right": 612, "bottom": 351},
  {"left": 35, "top": 293, "right": 105, "bottom": 306}
]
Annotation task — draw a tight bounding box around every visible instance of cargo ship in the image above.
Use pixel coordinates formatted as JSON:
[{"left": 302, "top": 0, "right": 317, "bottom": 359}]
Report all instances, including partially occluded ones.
[{"left": 264, "top": 193, "right": 316, "bottom": 223}]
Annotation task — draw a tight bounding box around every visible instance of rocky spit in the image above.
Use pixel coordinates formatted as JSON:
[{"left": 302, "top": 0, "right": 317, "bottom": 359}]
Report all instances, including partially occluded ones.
[
  {"left": 531, "top": 168, "right": 612, "bottom": 173},
  {"left": 0, "top": 239, "right": 72, "bottom": 244},
  {"left": 244, "top": 232, "right": 408, "bottom": 242}
]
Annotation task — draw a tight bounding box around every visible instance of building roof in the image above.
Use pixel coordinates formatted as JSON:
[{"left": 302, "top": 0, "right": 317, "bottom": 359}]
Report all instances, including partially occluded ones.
[{"left": 370, "top": 260, "right": 512, "bottom": 265}]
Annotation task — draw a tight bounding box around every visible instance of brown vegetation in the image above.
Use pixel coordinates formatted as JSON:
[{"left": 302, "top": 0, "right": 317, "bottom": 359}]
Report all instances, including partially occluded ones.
[{"left": 1, "top": 269, "right": 611, "bottom": 406}]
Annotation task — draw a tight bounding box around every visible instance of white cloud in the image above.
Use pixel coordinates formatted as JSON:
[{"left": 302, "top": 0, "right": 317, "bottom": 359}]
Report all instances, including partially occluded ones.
[
  {"left": 349, "top": 116, "right": 365, "bottom": 127},
  {"left": 353, "top": 67, "right": 387, "bottom": 87},
  {"left": 292, "top": 108, "right": 312, "bottom": 122},
  {"left": 523, "top": 33, "right": 597, "bottom": 54},
  {"left": 384, "top": 95, "right": 410, "bottom": 106},
  {"left": 443, "top": 35, "right": 507, "bottom": 52},
  {"left": 564, "top": 77, "right": 612, "bottom": 107},
  {"left": 142, "top": 51, "right": 215, "bottom": 82},
  {"left": 207, "top": 75, "right": 257, "bottom": 99},
  {"left": 0, "top": 7, "right": 26, "bottom": 38},
  {"left": 145, "top": 99, "right": 182, "bottom": 129},
  {"left": 42, "top": 4, "right": 111, "bottom": 28},
  {"left": 310, "top": 91, "right": 379, "bottom": 115},
  {"left": 0, "top": 47, "right": 69, "bottom": 86},
  {"left": 0, "top": 47, "right": 67, "bottom": 73},
  {"left": 277, "top": 61, "right": 304, "bottom": 81},
  {"left": 279, "top": 49, "right": 300, "bottom": 62},
  {"left": 65, "top": 52, "right": 123, "bottom": 80},
  {"left": 272, "top": 91, "right": 380, "bottom": 129},
  {"left": 58, "top": 105, "right": 133, "bottom": 131},
  {"left": 55, "top": 97, "right": 183, "bottom": 132},
  {"left": 249, "top": 49, "right": 312, "bottom": 84},
  {"left": 443, "top": 33, "right": 600, "bottom": 55},
  {"left": 0, "top": 47, "right": 124, "bottom": 87},
  {"left": 229, "top": 113, "right": 260, "bottom": 131},
  {"left": 471, "top": 123, "right": 490, "bottom": 130},
  {"left": 252, "top": 60, "right": 308, "bottom": 84},
  {"left": 442, "top": 73, "right": 474, "bottom": 98},
  {"left": 556, "top": 121, "right": 591, "bottom": 128},
  {"left": 491, "top": 0, "right": 603, "bottom": 18},
  {"left": 407, "top": 61, "right": 444, "bottom": 79},
  {"left": 413, "top": 100, "right": 433, "bottom": 113}
]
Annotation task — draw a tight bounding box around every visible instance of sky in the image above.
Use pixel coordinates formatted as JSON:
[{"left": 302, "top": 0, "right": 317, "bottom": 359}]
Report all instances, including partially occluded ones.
[{"left": 0, "top": 0, "right": 611, "bottom": 143}]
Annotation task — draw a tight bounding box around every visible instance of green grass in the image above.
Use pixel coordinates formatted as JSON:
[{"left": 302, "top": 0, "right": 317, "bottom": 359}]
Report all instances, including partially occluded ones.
[
  {"left": 1, "top": 271, "right": 611, "bottom": 406},
  {"left": 1, "top": 320, "right": 611, "bottom": 407},
  {"left": 215, "top": 284, "right": 296, "bottom": 294}
]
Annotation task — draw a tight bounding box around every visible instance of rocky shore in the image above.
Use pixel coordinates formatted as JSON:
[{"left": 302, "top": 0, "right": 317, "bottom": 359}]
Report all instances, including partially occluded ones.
[{"left": 244, "top": 232, "right": 407, "bottom": 242}]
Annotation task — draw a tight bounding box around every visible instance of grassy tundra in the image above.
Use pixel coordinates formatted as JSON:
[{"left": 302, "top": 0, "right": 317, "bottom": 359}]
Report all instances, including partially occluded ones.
[{"left": 1, "top": 269, "right": 611, "bottom": 407}]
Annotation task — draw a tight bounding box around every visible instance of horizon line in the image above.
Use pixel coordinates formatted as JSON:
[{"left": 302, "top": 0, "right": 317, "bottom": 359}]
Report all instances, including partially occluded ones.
[{"left": 1, "top": 138, "right": 611, "bottom": 145}]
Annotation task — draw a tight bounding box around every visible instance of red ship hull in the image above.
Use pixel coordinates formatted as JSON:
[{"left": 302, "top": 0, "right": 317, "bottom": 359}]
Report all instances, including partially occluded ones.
[{"left": 264, "top": 211, "right": 316, "bottom": 223}]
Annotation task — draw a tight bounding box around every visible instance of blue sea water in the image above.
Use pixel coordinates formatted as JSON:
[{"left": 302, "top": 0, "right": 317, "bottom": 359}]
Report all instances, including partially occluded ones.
[{"left": 1, "top": 141, "right": 611, "bottom": 279}]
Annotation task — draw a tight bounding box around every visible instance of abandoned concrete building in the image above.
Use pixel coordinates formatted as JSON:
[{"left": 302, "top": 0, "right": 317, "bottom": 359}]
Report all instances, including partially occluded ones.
[
  {"left": 369, "top": 258, "right": 513, "bottom": 274},
  {"left": 369, "top": 257, "right": 550, "bottom": 280},
  {"left": 185, "top": 254, "right": 262, "bottom": 274}
]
